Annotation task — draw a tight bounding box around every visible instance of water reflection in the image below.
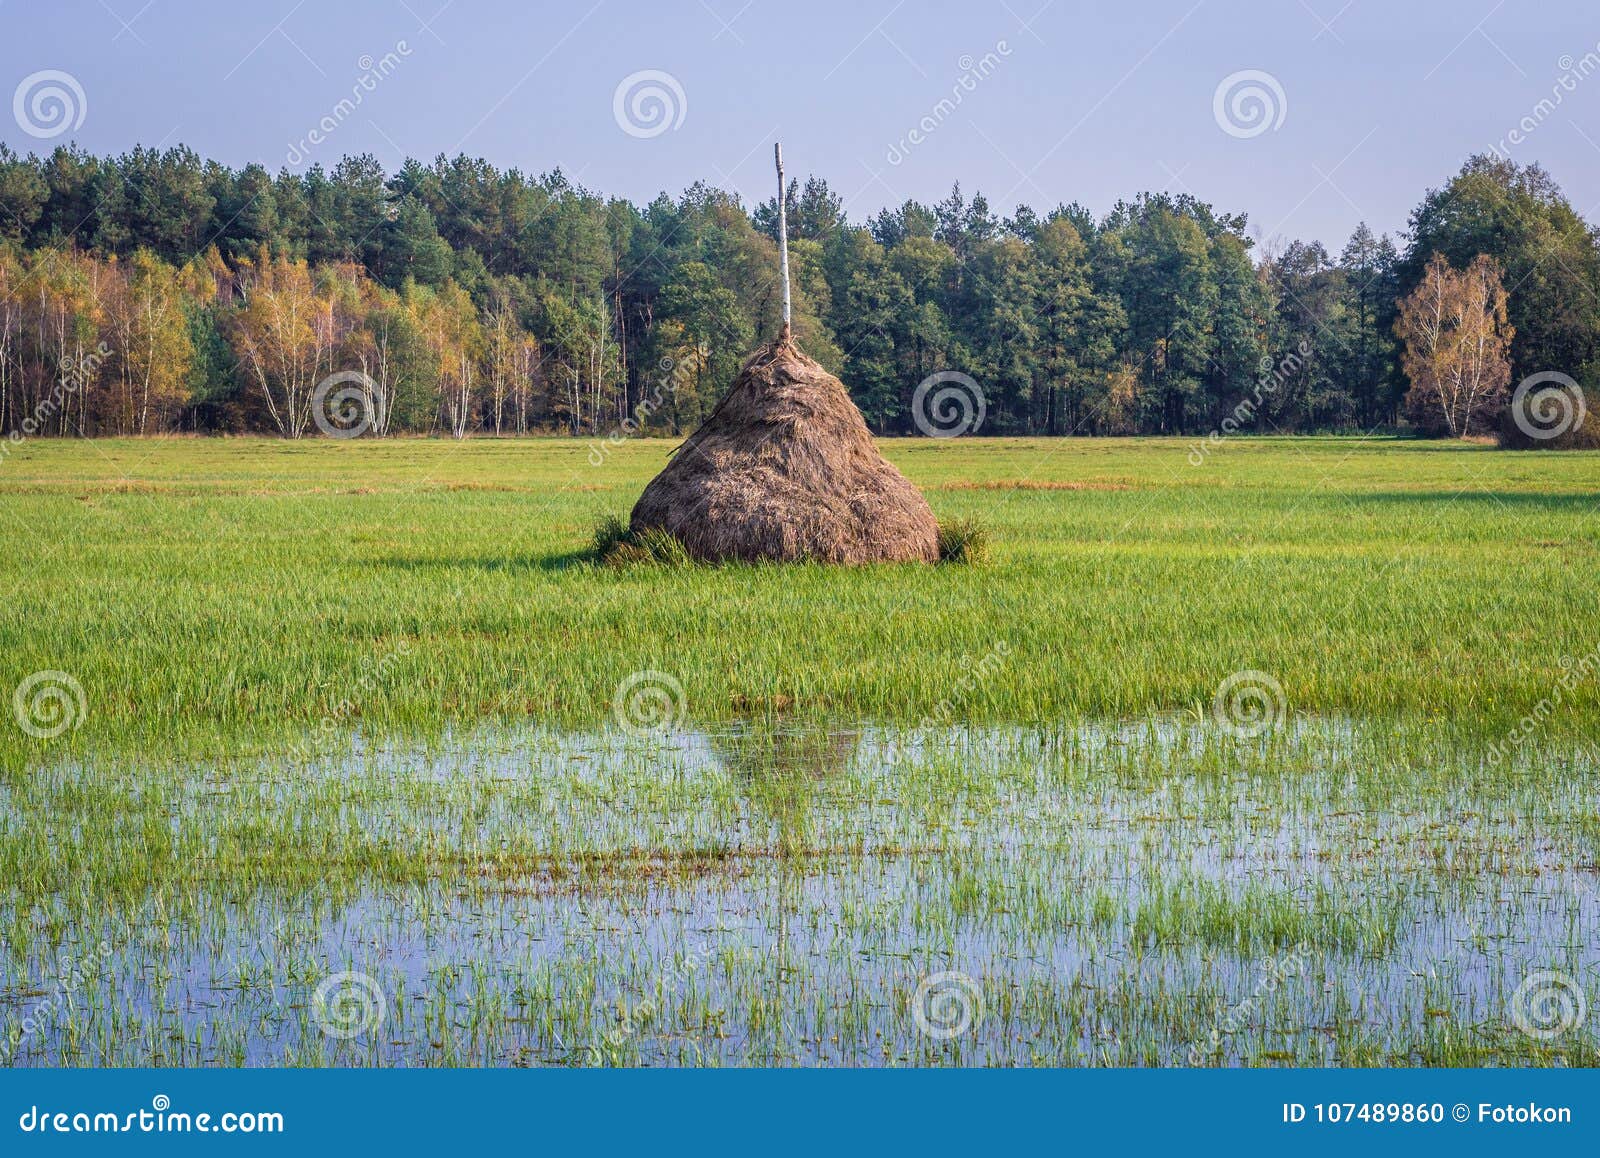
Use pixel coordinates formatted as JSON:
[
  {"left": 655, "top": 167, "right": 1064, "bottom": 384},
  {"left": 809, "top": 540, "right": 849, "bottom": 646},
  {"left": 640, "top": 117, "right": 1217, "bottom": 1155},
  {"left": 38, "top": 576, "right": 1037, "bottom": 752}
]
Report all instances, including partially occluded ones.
[
  {"left": 710, "top": 721, "right": 856, "bottom": 850},
  {"left": 4, "top": 718, "right": 1597, "bottom": 1067}
]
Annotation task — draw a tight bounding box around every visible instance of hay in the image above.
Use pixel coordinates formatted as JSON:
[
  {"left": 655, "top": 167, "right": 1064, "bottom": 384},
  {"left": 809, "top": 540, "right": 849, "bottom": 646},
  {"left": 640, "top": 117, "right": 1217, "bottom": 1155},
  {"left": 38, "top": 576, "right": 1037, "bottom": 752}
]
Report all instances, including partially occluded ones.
[
  {"left": 629, "top": 328, "right": 939, "bottom": 564},
  {"left": 1497, "top": 388, "right": 1600, "bottom": 449}
]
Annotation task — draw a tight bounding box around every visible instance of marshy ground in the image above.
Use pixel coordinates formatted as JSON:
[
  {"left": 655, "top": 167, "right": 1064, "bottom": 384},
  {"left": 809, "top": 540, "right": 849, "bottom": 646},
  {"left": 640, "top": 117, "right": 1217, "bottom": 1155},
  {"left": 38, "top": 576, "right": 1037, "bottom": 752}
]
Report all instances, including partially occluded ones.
[{"left": 1, "top": 436, "right": 1596, "bottom": 1065}]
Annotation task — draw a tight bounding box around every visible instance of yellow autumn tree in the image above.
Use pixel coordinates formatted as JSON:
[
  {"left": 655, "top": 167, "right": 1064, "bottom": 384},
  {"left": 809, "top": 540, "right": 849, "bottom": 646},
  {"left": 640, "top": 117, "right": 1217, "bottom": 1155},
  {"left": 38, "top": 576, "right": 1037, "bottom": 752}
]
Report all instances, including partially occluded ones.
[
  {"left": 0, "top": 247, "right": 23, "bottom": 435},
  {"left": 103, "top": 249, "right": 193, "bottom": 434},
  {"left": 1396, "top": 253, "right": 1514, "bottom": 438},
  {"left": 483, "top": 290, "right": 534, "bottom": 436},
  {"left": 411, "top": 280, "right": 483, "bottom": 438},
  {"left": 231, "top": 251, "right": 336, "bottom": 437},
  {"left": 26, "top": 250, "right": 104, "bottom": 435}
]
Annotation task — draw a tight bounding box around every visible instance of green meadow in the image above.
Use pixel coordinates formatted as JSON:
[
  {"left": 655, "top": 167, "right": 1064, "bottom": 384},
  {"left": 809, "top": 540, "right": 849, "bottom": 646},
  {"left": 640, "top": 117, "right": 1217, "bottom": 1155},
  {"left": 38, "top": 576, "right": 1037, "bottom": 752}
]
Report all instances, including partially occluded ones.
[
  {"left": 1, "top": 436, "right": 1597, "bottom": 1066},
  {"left": 2, "top": 435, "right": 1597, "bottom": 753}
]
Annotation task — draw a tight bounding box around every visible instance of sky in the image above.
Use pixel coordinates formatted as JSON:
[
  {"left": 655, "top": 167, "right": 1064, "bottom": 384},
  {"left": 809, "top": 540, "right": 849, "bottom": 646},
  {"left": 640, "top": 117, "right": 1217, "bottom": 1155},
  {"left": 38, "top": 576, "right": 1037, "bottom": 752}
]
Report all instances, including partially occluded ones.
[{"left": 3, "top": 0, "right": 1600, "bottom": 250}]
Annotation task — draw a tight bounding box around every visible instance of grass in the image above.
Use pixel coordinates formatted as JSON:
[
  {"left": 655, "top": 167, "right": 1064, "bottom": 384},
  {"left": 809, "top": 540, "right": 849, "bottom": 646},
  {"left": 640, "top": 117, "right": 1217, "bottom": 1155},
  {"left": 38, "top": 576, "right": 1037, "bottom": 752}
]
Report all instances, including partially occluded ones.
[
  {"left": 0, "top": 435, "right": 1597, "bottom": 1067},
  {"left": 936, "top": 517, "right": 990, "bottom": 564},
  {"left": 591, "top": 513, "right": 693, "bottom": 567},
  {"left": 0, "top": 434, "right": 1596, "bottom": 765}
]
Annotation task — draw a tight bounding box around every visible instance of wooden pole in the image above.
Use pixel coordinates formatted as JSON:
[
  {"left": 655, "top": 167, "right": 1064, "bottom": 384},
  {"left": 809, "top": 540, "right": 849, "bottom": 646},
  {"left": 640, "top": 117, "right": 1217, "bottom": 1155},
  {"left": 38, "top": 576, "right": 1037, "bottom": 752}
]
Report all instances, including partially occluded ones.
[{"left": 775, "top": 142, "right": 791, "bottom": 335}]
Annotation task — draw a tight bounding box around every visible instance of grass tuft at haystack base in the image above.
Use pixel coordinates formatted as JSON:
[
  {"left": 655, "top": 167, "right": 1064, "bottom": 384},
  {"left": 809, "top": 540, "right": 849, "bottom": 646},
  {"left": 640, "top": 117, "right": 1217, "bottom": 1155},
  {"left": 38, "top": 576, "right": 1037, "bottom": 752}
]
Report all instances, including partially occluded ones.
[
  {"left": 627, "top": 328, "right": 940, "bottom": 564},
  {"left": 595, "top": 508, "right": 990, "bottom": 567},
  {"left": 936, "top": 517, "right": 990, "bottom": 564},
  {"left": 592, "top": 513, "right": 691, "bottom": 566}
]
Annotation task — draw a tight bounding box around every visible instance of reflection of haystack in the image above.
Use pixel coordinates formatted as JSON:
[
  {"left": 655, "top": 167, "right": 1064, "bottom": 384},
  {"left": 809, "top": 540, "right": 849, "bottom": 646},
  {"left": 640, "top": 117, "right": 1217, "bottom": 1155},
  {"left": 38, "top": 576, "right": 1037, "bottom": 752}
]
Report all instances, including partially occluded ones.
[
  {"left": 629, "top": 333, "right": 939, "bottom": 563},
  {"left": 629, "top": 141, "right": 938, "bottom": 565},
  {"left": 711, "top": 724, "right": 859, "bottom": 782},
  {"left": 713, "top": 722, "right": 857, "bottom": 971},
  {"left": 710, "top": 724, "right": 858, "bottom": 856}
]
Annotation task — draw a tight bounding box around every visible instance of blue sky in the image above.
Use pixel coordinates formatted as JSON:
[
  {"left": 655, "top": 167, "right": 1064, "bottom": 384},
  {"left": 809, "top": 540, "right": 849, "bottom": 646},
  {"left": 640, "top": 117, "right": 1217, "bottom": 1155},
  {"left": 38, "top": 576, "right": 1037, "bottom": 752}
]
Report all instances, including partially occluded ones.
[{"left": 3, "top": 0, "right": 1599, "bottom": 249}]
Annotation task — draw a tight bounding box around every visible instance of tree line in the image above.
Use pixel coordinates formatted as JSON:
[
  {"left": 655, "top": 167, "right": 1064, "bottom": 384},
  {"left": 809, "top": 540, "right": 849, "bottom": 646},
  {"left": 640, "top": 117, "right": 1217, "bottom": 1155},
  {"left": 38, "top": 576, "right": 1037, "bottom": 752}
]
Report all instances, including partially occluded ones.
[{"left": 0, "top": 143, "right": 1596, "bottom": 440}]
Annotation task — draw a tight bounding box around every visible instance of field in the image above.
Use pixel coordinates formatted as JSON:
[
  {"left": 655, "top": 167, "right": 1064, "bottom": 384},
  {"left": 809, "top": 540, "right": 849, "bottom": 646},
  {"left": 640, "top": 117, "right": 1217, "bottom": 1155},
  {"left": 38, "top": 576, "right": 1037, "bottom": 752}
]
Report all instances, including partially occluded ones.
[{"left": 1, "top": 435, "right": 1598, "bottom": 1065}]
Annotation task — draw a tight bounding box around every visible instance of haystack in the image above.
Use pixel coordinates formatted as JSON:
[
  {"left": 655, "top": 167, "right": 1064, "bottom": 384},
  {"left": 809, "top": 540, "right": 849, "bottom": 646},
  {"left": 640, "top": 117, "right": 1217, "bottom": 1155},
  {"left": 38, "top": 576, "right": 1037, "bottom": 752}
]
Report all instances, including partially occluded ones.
[
  {"left": 629, "top": 330, "right": 938, "bottom": 563},
  {"left": 628, "top": 143, "right": 938, "bottom": 564}
]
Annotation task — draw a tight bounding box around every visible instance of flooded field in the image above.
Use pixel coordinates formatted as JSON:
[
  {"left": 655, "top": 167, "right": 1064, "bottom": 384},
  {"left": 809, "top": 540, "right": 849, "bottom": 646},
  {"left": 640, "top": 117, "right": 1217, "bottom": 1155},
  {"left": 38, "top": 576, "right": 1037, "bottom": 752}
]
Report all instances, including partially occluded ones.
[{"left": 4, "top": 718, "right": 1596, "bottom": 1066}]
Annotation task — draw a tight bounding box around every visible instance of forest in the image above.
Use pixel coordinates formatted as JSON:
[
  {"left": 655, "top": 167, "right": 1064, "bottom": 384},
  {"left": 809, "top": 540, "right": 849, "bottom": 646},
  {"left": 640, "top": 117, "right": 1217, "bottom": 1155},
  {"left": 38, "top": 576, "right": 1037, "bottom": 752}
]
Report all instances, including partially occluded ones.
[{"left": 0, "top": 144, "right": 1597, "bottom": 440}]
